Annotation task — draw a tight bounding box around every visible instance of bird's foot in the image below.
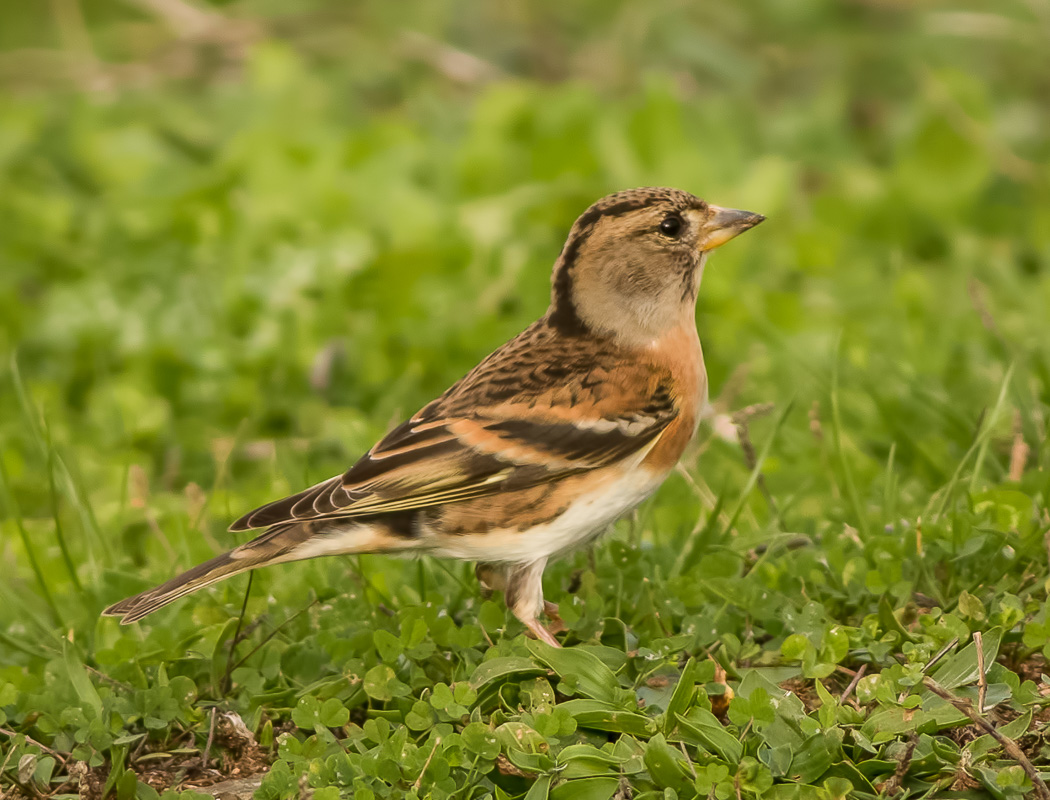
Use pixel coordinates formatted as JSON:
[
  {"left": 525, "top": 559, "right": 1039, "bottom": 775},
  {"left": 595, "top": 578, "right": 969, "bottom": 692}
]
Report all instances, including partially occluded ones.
[
  {"left": 525, "top": 618, "right": 562, "bottom": 648},
  {"left": 543, "top": 601, "right": 567, "bottom": 635}
]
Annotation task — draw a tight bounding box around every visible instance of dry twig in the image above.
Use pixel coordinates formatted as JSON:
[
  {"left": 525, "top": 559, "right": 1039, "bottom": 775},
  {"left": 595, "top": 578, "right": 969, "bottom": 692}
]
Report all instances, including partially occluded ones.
[
  {"left": 1009, "top": 409, "right": 1030, "bottom": 482},
  {"left": 839, "top": 663, "right": 867, "bottom": 705},
  {"left": 923, "top": 677, "right": 1049, "bottom": 800},
  {"left": 974, "top": 630, "right": 987, "bottom": 714},
  {"left": 883, "top": 733, "right": 918, "bottom": 796},
  {"left": 201, "top": 707, "right": 218, "bottom": 770},
  {"left": 0, "top": 727, "right": 69, "bottom": 768},
  {"left": 413, "top": 737, "right": 441, "bottom": 791}
]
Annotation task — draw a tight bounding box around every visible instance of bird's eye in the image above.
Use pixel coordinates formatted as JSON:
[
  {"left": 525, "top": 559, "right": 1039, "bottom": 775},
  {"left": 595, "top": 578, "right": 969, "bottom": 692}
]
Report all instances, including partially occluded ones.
[{"left": 659, "top": 214, "right": 683, "bottom": 238}]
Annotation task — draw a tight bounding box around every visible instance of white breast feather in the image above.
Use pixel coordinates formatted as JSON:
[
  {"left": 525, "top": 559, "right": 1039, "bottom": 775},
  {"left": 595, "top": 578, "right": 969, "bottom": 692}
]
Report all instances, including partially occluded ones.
[{"left": 430, "top": 469, "right": 664, "bottom": 564}]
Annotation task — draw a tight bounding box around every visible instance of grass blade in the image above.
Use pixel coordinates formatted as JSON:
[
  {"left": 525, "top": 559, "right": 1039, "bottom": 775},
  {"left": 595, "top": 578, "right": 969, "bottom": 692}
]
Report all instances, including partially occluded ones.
[
  {"left": 830, "top": 350, "right": 869, "bottom": 538},
  {"left": 967, "top": 363, "right": 1015, "bottom": 494},
  {"left": 0, "top": 454, "right": 62, "bottom": 627},
  {"left": 929, "top": 362, "right": 1015, "bottom": 521},
  {"left": 720, "top": 399, "right": 795, "bottom": 537},
  {"left": 673, "top": 400, "right": 794, "bottom": 577}
]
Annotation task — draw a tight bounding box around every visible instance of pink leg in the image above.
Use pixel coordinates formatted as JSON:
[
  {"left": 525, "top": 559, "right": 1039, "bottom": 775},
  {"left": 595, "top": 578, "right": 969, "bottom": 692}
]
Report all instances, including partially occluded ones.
[
  {"left": 505, "top": 559, "right": 562, "bottom": 647},
  {"left": 524, "top": 618, "right": 562, "bottom": 648}
]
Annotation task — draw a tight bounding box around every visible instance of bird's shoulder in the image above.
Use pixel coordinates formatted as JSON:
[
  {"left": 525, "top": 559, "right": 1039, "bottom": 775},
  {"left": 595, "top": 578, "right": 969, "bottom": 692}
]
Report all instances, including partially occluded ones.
[{"left": 433, "top": 318, "right": 678, "bottom": 423}]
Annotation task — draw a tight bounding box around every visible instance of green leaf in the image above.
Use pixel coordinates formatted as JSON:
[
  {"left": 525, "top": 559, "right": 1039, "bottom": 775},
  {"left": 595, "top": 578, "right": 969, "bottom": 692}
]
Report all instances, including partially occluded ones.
[
  {"left": 524, "top": 775, "right": 552, "bottom": 800},
  {"left": 363, "top": 664, "right": 397, "bottom": 702},
  {"left": 968, "top": 709, "right": 1033, "bottom": 758},
  {"left": 469, "top": 657, "right": 545, "bottom": 696},
  {"left": 558, "top": 699, "right": 656, "bottom": 737},
  {"left": 972, "top": 489, "right": 1035, "bottom": 534},
  {"left": 116, "top": 769, "right": 138, "bottom": 800},
  {"left": 762, "top": 785, "right": 825, "bottom": 800},
  {"left": 209, "top": 618, "right": 240, "bottom": 694},
  {"left": 479, "top": 600, "right": 506, "bottom": 633},
  {"left": 405, "top": 700, "right": 435, "bottom": 731},
  {"left": 789, "top": 732, "right": 836, "bottom": 783},
  {"left": 957, "top": 591, "right": 986, "bottom": 621},
  {"left": 526, "top": 641, "right": 621, "bottom": 704},
  {"left": 453, "top": 682, "right": 477, "bottom": 705},
  {"left": 643, "top": 733, "right": 690, "bottom": 792},
  {"left": 462, "top": 721, "right": 499, "bottom": 759},
  {"left": 32, "top": 755, "right": 55, "bottom": 787},
  {"left": 822, "top": 761, "right": 877, "bottom": 795},
  {"left": 430, "top": 682, "right": 455, "bottom": 710},
  {"left": 506, "top": 748, "right": 557, "bottom": 775},
  {"left": 0, "top": 682, "right": 17, "bottom": 706},
  {"left": 673, "top": 709, "right": 742, "bottom": 764},
  {"left": 664, "top": 657, "right": 701, "bottom": 732},
  {"left": 928, "top": 628, "right": 1002, "bottom": 689},
  {"left": 815, "top": 680, "right": 837, "bottom": 728},
  {"left": 496, "top": 721, "right": 548, "bottom": 763},
  {"left": 822, "top": 776, "right": 854, "bottom": 800},
  {"left": 878, "top": 596, "right": 917, "bottom": 643},
  {"left": 373, "top": 629, "right": 403, "bottom": 662},
  {"left": 319, "top": 697, "right": 349, "bottom": 727},
  {"left": 557, "top": 745, "right": 624, "bottom": 779},
  {"left": 291, "top": 696, "right": 320, "bottom": 729},
  {"left": 63, "top": 640, "right": 102, "bottom": 717},
  {"left": 781, "top": 634, "right": 812, "bottom": 662},
  {"left": 729, "top": 686, "right": 776, "bottom": 729},
  {"left": 549, "top": 776, "right": 620, "bottom": 800}
]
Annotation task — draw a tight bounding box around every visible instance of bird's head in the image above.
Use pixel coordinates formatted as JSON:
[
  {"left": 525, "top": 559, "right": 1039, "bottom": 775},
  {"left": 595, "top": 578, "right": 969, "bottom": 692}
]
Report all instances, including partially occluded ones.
[{"left": 548, "top": 187, "right": 764, "bottom": 343}]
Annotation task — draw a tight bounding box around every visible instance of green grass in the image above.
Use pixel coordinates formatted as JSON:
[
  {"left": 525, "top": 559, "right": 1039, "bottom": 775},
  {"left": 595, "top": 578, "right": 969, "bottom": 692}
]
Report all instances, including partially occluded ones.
[{"left": 2, "top": 1, "right": 1050, "bottom": 798}]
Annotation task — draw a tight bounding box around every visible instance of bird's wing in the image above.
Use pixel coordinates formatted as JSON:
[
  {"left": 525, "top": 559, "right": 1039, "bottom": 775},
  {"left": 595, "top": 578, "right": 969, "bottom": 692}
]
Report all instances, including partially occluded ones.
[{"left": 230, "top": 322, "right": 678, "bottom": 531}]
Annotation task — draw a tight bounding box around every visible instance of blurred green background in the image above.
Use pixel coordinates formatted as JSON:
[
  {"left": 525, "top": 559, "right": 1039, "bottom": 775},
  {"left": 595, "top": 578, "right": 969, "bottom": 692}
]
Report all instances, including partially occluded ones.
[{"left": 2, "top": 0, "right": 1050, "bottom": 797}]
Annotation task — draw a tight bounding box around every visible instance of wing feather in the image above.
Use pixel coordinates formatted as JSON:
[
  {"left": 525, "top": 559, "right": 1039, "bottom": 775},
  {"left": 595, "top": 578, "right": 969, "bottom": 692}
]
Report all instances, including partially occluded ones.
[{"left": 230, "top": 322, "right": 680, "bottom": 532}]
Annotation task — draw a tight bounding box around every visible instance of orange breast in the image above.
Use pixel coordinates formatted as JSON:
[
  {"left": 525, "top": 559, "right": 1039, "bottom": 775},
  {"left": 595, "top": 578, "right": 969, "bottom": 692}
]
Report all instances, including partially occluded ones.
[{"left": 640, "top": 323, "right": 707, "bottom": 473}]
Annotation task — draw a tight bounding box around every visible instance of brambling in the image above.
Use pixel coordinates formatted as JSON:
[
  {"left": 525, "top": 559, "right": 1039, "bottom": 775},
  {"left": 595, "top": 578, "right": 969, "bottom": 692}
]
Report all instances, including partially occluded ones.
[{"left": 104, "top": 187, "right": 764, "bottom": 646}]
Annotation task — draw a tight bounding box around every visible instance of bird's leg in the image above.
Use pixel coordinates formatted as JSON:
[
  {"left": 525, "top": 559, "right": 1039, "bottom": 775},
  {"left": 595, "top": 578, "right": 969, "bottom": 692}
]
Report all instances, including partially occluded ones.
[
  {"left": 505, "top": 558, "right": 561, "bottom": 647},
  {"left": 524, "top": 617, "right": 562, "bottom": 648}
]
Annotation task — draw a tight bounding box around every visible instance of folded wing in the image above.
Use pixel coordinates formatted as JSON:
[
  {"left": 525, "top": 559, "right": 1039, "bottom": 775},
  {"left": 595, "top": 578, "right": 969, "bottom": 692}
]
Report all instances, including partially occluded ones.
[
  {"left": 231, "top": 322, "right": 679, "bottom": 532},
  {"left": 231, "top": 407, "right": 674, "bottom": 531}
]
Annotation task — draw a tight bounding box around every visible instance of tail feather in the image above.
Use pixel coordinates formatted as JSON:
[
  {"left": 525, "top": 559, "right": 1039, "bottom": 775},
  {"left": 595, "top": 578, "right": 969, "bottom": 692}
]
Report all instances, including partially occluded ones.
[
  {"left": 102, "top": 550, "right": 254, "bottom": 623},
  {"left": 102, "top": 519, "right": 421, "bottom": 623}
]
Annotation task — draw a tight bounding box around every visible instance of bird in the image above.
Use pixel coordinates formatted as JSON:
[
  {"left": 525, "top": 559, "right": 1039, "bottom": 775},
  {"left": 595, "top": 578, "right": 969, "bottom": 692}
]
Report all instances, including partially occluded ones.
[{"left": 103, "top": 187, "right": 764, "bottom": 647}]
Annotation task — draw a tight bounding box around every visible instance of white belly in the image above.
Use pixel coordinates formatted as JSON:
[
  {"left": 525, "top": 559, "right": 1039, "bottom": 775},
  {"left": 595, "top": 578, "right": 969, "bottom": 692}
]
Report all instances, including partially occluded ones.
[{"left": 430, "top": 470, "right": 664, "bottom": 564}]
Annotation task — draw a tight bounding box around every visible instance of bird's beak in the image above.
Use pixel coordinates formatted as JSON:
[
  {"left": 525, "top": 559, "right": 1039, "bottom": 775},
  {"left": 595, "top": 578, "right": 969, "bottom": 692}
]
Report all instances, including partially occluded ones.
[{"left": 698, "top": 205, "right": 765, "bottom": 251}]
